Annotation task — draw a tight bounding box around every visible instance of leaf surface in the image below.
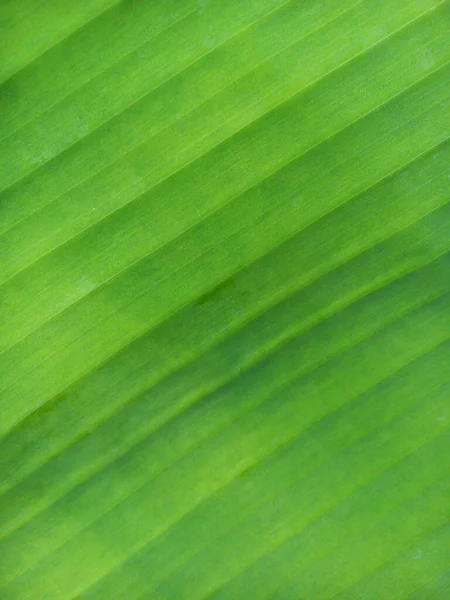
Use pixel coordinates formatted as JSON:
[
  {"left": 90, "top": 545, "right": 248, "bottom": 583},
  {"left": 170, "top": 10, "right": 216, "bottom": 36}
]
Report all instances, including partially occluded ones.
[{"left": 0, "top": 1, "right": 449, "bottom": 599}]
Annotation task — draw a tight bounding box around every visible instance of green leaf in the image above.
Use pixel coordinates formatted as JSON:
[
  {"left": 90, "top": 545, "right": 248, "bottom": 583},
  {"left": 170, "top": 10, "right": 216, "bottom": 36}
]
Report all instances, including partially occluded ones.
[{"left": 0, "top": 1, "right": 449, "bottom": 598}]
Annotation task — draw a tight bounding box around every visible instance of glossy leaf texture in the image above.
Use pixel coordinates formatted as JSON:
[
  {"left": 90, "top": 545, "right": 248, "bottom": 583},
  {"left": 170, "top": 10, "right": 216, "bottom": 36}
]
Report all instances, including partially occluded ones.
[{"left": 0, "top": 1, "right": 449, "bottom": 599}]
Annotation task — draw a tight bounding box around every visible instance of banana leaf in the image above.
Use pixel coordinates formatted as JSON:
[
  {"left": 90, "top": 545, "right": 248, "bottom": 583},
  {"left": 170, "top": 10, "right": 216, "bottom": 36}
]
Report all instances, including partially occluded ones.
[{"left": 0, "top": 1, "right": 449, "bottom": 598}]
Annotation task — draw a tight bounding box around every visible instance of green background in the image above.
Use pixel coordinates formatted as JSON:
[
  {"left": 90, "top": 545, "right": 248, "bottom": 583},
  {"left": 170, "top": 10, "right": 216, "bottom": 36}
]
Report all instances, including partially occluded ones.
[{"left": 0, "top": 1, "right": 449, "bottom": 598}]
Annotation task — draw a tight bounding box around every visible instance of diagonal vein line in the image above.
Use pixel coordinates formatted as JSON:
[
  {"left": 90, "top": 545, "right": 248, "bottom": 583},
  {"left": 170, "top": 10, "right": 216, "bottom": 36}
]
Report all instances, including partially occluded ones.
[
  {"left": 0, "top": 134, "right": 448, "bottom": 452},
  {"left": 0, "top": 0, "right": 300, "bottom": 145},
  {"left": 328, "top": 520, "right": 450, "bottom": 600},
  {"left": 173, "top": 482, "right": 450, "bottom": 600},
  {"left": 1, "top": 147, "right": 445, "bottom": 447},
  {"left": 0, "top": 185, "right": 446, "bottom": 512},
  {"left": 212, "top": 462, "right": 450, "bottom": 600},
  {"left": 7, "top": 330, "right": 450, "bottom": 593},
  {"left": 2, "top": 352, "right": 433, "bottom": 592},
  {"left": 0, "top": 165, "right": 447, "bottom": 513},
  {"left": 0, "top": 0, "right": 294, "bottom": 174},
  {"left": 10, "top": 74, "right": 447, "bottom": 295},
  {"left": 8, "top": 64, "right": 443, "bottom": 313},
  {"left": 2, "top": 285, "right": 449, "bottom": 585},
  {"left": 5, "top": 57, "right": 448, "bottom": 297},
  {"left": 116, "top": 392, "right": 450, "bottom": 600},
  {"left": 256, "top": 494, "right": 450, "bottom": 600},
  {"left": 184, "top": 472, "right": 450, "bottom": 600},
  {"left": 63, "top": 409, "right": 450, "bottom": 600},
  {"left": 0, "top": 0, "right": 363, "bottom": 246},
  {"left": 1, "top": 193, "right": 449, "bottom": 539},
  {"left": 0, "top": 0, "right": 199, "bottom": 141},
  {"left": 394, "top": 574, "right": 450, "bottom": 600},
  {"left": 399, "top": 569, "right": 450, "bottom": 600},
  {"left": 0, "top": 0, "right": 126, "bottom": 87},
  {"left": 237, "top": 436, "right": 450, "bottom": 600},
  {"left": 0, "top": 0, "right": 442, "bottom": 208},
  {"left": 1, "top": 65, "right": 448, "bottom": 371},
  {"left": 0, "top": 0, "right": 371, "bottom": 241}
]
